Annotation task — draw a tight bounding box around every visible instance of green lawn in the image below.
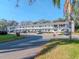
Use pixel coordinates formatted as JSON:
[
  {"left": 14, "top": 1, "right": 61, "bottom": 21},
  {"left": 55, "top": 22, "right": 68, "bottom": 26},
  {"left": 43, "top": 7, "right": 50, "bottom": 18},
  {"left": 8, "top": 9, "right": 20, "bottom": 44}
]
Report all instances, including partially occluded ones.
[
  {"left": 0, "top": 34, "right": 24, "bottom": 43},
  {"left": 35, "top": 39, "right": 79, "bottom": 59}
]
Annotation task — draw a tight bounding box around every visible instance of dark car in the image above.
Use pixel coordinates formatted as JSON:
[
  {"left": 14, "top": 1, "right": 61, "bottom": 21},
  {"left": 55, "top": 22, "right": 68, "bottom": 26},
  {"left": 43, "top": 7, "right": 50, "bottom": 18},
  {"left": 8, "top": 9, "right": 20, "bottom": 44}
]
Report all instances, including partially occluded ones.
[{"left": 0, "top": 31, "right": 8, "bottom": 35}]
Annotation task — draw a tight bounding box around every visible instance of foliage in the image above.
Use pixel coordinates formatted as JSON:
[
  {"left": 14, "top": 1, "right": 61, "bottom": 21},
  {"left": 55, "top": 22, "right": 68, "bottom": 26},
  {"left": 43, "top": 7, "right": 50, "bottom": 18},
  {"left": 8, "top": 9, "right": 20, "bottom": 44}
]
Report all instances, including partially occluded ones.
[
  {"left": 7, "top": 20, "right": 18, "bottom": 26},
  {"left": 0, "top": 19, "right": 8, "bottom": 31},
  {"left": 16, "top": 32, "right": 20, "bottom": 36},
  {"left": 75, "top": 21, "right": 79, "bottom": 31},
  {"left": 76, "top": 29, "right": 79, "bottom": 33},
  {"left": 52, "top": 0, "right": 60, "bottom": 8},
  {"left": 0, "top": 31, "right": 7, "bottom": 35}
]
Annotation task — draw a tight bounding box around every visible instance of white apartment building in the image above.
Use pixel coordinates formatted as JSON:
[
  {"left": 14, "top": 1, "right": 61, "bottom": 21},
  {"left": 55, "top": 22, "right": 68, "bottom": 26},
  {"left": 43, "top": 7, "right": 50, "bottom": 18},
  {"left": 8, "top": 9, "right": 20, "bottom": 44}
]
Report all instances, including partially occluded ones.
[{"left": 12, "top": 20, "right": 75, "bottom": 33}]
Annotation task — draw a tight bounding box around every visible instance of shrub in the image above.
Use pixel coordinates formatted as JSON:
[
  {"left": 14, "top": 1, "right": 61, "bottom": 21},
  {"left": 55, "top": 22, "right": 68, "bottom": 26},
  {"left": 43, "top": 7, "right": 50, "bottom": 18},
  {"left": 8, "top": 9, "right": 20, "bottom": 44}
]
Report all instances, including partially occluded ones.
[
  {"left": 0, "top": 31, "right": 8, "bottom": 35},
  {"left": 76, "top": 29, "right": 79, "bottom": 33},
  {"left": 16, "top": 32, "right": 20, "bottom": 36}
]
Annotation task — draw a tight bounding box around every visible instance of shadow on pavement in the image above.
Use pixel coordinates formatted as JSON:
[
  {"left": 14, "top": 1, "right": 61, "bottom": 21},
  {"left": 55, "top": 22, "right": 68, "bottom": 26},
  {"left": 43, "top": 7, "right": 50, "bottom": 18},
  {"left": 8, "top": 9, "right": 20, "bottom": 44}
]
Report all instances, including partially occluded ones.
[
  {"left": 22, "top": 55, "right": 35, "bottom": 59},
  {"left": 0, "top": 35, "right": 48, "bottom": 53}
]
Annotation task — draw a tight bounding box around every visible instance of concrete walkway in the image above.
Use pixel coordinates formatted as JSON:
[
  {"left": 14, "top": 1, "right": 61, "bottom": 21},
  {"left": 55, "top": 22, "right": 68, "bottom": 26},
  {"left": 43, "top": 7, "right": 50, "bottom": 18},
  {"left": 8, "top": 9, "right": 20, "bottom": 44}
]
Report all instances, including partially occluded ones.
[{"left": 0, "top": 35, "right": 48, "bottom": 59}]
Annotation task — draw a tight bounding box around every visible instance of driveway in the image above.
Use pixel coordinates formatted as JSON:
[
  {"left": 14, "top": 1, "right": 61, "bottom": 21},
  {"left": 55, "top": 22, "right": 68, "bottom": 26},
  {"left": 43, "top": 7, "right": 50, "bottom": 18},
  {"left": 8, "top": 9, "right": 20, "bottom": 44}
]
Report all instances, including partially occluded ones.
[{"left": 0, "top": 35, "right": 48, "bottom": 59}]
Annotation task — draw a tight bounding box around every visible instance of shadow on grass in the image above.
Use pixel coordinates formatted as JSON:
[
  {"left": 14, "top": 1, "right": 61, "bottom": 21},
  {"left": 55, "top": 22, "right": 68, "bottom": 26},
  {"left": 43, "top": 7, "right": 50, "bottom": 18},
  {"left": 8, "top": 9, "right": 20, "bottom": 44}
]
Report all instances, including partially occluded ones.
[{"left": 36, "top": 39, "right": 79, "bottom": 57}]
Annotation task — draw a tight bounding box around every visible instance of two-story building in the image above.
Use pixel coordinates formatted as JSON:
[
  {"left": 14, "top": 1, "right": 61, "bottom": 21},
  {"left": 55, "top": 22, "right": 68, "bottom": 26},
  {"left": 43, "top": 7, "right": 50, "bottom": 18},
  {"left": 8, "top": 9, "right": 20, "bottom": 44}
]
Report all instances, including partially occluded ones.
[{"left": 14, "top": 20, "right": 75, "bottom": 33}]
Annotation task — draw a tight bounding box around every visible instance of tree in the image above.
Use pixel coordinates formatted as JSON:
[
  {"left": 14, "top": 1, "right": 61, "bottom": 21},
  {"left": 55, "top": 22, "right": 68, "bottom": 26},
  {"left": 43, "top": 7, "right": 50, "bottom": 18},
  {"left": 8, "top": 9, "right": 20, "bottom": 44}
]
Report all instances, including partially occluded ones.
[
  {"left": 0, "top": 20, "right": 8, "bottom": 35},
  {"left": 7, "top": 20, "right": 18, "bottom": 26},
  {"left": 52, "top": 0, "right": 79, "bottom": 40},
  {"left": 72, "top": 0, "right": 79, "bottom": 31},
  {"left": 52, "top": 0, "right": 60, "bottom": 8},
  {"left": 0, "top": 19, "right": 8, "bottom": 31}
]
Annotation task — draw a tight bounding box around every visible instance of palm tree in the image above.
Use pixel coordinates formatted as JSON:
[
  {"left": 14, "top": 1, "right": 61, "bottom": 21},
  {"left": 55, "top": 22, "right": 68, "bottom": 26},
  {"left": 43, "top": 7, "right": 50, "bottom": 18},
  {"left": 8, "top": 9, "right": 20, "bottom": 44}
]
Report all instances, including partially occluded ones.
[
  {"left": 15, "top": 0, "right": 36, "bottom": 7},
  {"left": 52, "top": 0, "right": 78, "bottom": 40},
  {"left": 52, "top": 0, "right": 60, "bottom": 8},
  {"left": 52, "top": 0, "right": 79, "bottom": 20}
]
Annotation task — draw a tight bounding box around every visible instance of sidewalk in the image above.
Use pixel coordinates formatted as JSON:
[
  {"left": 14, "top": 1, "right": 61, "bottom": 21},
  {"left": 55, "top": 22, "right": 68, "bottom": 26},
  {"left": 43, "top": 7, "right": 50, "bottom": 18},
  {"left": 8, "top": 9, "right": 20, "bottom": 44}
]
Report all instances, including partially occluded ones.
[{"left": 0, "top": 46, "right": 42, "bottom": 59}]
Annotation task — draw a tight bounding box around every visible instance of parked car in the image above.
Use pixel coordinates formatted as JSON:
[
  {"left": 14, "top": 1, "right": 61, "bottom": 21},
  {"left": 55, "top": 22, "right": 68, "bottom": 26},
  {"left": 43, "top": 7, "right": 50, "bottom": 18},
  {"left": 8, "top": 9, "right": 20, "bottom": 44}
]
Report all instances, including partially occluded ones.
[
  {"left": 64, "top": 29, "right": 70, "bottom": 35},
  {"left": 37, "top": 31, "right": 42, "bottom": 34}
]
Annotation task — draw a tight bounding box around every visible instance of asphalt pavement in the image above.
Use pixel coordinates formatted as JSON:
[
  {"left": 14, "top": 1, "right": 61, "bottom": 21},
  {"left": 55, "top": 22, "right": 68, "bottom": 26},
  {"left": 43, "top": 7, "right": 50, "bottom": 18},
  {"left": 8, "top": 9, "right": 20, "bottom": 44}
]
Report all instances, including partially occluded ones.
[{"left": 0, "top": 35, "right": 48, "bottom": 59}]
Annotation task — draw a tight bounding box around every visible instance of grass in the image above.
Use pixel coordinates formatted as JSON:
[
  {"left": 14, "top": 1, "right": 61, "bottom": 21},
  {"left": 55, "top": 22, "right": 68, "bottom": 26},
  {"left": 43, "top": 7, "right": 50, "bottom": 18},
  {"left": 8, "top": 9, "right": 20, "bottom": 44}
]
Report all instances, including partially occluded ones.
[
  {"left": 35, "top": 39, "right": 79, "bottom": 59},
  {"left": 73, "top": 32, "right": 79, "bottom": 35},
  {"left": 0, "top": 34, "right": 24, "bottom": 43}
]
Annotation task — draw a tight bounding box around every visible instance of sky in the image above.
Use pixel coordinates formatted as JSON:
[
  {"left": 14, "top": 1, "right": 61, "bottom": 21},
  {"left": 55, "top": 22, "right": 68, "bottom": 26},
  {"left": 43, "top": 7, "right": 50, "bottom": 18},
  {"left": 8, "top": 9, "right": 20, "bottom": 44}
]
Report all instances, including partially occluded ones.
[{"left": 0, "top": 0, "right": 65, "bottom": 22}]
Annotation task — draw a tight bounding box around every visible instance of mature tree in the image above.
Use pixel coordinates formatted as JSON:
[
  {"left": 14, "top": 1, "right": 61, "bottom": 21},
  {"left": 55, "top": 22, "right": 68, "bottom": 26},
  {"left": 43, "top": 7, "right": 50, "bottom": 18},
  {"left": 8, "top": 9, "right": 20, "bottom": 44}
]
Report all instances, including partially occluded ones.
[
  {"left": 7, "top": 20, "right": 18, "bottom": 26},
  {"left": 0, "top": 19, "right": 8, "bottom": 31}
]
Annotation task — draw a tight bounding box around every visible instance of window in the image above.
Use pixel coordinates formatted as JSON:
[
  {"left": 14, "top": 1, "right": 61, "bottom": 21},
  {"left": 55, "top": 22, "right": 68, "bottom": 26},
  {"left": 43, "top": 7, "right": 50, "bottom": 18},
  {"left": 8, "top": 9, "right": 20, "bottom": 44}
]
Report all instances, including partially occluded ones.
[
  {"left": 54, "top": 25, "right": 57, "bottom": 27},
  {"left": 59, "top": 24, "right": 65, "bottom": 27},
  {"left": 48, "top": 29, "right": 50, "bottom": 31}
]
